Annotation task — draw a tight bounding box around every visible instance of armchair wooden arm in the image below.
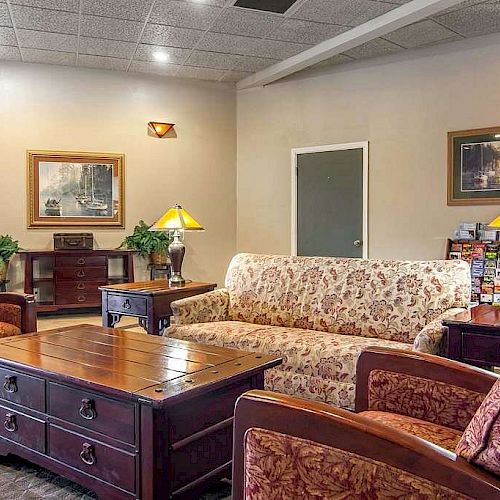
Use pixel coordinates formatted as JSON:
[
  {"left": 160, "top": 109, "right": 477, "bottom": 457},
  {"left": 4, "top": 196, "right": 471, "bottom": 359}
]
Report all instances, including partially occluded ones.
[
  {"left": 0, "top": 292, "right": 37, "bottom": 333},
  {"left": 233, "top": 390, "right": 500, "bottom": 500}
]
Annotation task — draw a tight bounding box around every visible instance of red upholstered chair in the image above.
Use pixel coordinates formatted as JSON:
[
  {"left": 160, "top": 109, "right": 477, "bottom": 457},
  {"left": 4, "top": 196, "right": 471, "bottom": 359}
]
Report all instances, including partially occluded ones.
[
  {"left": 0, "top": 293, "right": 37, "bottom": 337},
  {"left": 232, "top": 347, "right": 500, "bottom": 499}
]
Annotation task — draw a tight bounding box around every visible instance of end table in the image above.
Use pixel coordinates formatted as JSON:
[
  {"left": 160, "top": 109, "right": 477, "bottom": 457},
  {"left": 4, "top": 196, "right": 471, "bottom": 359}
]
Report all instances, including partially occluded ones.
[
  {"left": 443, "top": 304, "right": 500, "bottom": 368},
  {"left": 100, "top": 280, "right": 217, "bottom": 335}
]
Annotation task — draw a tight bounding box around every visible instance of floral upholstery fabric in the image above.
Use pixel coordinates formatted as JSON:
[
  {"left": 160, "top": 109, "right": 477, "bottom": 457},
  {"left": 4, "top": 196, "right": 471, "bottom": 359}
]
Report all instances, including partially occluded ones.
[
  {"left": 359, "top": 411, "right": 463, "bottom": 452},
  {"left": 456, "top": 379, "right": 500, "bottom": 476},
  {"left": 0, "top": 322, "right": 21, "bottom": 338},
  {"left": 167, "top": 321, "right": 412, "bottom": 408},
  {"left": 171, "top": 289, "right": 229, "bottom": 325},
  {"left": 244, "top": 427, "right": 470, "bottom": 499},
  {"left": 367, "top": 369, "right": 485, "bottom": 431},
  {"left": 0, "top": 304, "right": 21, "bottom": 329},
  {"left": 225, "top": 254, "right": 470, "bottom": 344}
]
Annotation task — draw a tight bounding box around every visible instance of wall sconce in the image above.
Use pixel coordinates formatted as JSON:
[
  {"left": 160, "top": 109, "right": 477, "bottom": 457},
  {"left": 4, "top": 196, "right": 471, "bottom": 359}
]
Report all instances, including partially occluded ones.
[{"left": 148, "top": 121, "right": 175, "bottom": 138}]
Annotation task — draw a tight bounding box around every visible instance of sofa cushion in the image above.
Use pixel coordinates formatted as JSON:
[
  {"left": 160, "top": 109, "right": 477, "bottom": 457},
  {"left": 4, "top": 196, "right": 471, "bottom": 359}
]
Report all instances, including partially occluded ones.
[
  {"left": 0, "top": 303, "right": 21, "bottom": 329},
  {"left": 456, "top": 379, "right": 500, "bottom": 476},
  {"left": 359, "top": 411, "right": 463, "bottom": 452},
  {"left": 0, "top": 321, "right": 21, "bottom": 338},
  {"left": 224, "top": 254, "right": 470, "bottom": 343}
]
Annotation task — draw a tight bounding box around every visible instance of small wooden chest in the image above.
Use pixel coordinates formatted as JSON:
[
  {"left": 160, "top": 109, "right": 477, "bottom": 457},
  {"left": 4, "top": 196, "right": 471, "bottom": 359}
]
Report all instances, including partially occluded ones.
[{"left": 53, "top": 233, "right": 94, "bottom": 250}]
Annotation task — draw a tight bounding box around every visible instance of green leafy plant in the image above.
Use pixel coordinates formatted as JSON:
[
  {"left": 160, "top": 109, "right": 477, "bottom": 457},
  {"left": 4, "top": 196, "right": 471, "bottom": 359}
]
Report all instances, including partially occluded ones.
[
  {"left": 119, "top": 220, "right": 172, "bottom": 258},
  {"left": 0, "top": 234, "right": 20, "bottom": 265}
]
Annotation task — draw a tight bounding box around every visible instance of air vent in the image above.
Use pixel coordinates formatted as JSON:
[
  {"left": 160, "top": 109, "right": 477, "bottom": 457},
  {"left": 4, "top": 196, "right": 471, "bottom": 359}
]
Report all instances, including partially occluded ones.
[{"left": 234, "top": 0, "right": 299, "bottom": 14}]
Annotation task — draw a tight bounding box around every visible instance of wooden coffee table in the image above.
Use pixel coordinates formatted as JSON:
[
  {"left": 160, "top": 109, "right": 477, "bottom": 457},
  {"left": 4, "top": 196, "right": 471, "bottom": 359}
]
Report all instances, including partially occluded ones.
[
  {"left": 0, "top": 324, "right": 281, "bottom": 499},
  {"left": 100, "top": 280, "right": 217, "bottom": 335}
]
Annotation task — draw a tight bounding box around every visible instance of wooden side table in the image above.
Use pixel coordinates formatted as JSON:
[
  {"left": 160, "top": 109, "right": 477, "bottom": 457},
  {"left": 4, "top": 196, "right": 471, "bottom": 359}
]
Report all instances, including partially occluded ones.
[
  {"left": 100, "top": 280, "right": 217, "bottom": 335},
  {"left": 443, "top": 304, "right": 500, "bottom": 368}
]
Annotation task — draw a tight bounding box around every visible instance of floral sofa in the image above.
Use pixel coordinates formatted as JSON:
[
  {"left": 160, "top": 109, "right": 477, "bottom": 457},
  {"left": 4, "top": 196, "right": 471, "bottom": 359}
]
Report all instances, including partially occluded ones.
[{"left": 166, "top": 253, "right": 471, "bottom": 408}]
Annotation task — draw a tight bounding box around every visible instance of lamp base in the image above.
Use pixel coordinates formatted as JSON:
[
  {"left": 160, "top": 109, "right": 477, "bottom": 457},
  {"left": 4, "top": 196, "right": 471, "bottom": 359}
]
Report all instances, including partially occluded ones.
[
  {"left": 168, "top": 231, "right": 186, "bottom": 287},
  {"left": 169, "top": 272, "right": 185, "bottom": 287}
]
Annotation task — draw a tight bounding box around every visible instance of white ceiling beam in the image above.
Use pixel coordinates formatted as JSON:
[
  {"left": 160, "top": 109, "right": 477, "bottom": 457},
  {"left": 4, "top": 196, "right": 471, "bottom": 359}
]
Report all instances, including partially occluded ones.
[{"left": 236, "top": 0, "right": 465, "bottom": 90}]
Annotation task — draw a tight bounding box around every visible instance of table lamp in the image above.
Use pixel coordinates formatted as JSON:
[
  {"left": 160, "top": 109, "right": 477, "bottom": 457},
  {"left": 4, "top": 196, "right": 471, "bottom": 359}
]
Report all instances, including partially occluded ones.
[{"left": 150, "top": 204, "right": 204, "bottom": 286}]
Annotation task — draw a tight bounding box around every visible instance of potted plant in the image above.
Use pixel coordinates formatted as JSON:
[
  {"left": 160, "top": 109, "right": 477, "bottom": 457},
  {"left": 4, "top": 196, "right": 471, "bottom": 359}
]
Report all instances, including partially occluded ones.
[
  {"left": 0, "top": 234, "right": 20, "bottom": 281},
  {"left": 119, "top": 220, "right": 172, "bottom": 265}
]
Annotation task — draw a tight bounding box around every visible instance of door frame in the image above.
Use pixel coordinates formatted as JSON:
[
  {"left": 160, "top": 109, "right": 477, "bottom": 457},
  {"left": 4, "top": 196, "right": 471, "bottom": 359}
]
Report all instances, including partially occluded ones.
[{"left": 291, "top": 141, "right": 369, "bottom": 258}]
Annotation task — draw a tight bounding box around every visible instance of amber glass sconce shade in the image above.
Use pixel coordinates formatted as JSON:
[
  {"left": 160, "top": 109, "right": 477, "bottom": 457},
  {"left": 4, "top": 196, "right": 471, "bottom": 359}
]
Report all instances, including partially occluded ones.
[{"left": 148, "top": 122, "right": 175, "bottom": 138}]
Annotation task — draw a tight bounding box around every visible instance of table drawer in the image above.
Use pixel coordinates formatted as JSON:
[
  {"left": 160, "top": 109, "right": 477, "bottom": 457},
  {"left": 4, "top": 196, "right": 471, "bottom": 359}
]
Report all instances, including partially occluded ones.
[
  {"left": 0, "top": 366, "right": 45, "bottom": 412},
  {"left": 462, "top": 333, "right": 500, "bottom": 364},
  {"left": 56, "top": 281, "right": 106, "bottom": 294},
  {"left": 0, "top": 403, "right": 45, "bottom": 452},
  {"left": 48, "top": 383, "right": 135, "bottom": 444},
  {"left": 49, "top": 425, "right": 136, "bottom": 493},
  {"left": 55, "top": 292, "right": 101, "bottom": 306},
  {"left": 107, "top": 293, "right": 147, "bottom": 316},
  {"left": 55, "top": 255, "right": 107, "bottom": 268},
  {"left": 56, "top": 267, "right": 107, "bottom": 281}
]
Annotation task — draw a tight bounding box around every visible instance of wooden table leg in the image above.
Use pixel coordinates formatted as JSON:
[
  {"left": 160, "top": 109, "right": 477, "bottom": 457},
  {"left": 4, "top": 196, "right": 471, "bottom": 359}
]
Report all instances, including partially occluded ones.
[{"left": 447, "top": 325, "right": 462, "bottom": 361}]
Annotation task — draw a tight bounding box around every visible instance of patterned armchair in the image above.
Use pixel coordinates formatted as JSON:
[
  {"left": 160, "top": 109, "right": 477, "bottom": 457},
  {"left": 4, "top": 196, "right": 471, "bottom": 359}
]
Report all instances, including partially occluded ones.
[
  {"left": 0, "top": 293, "right": 37, "bottom": 337},
  {"left": 167, "top": 253, "right": 471, "bottom": 409},
  {"left": 233, "top": 347, "right": 500, "bottom": 499}
]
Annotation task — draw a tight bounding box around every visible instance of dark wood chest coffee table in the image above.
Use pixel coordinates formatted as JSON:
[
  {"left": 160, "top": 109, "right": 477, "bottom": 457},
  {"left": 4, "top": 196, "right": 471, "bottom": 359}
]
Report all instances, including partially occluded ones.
[{"left": 0, "top": 325, "right": 281, "bottom": 499}]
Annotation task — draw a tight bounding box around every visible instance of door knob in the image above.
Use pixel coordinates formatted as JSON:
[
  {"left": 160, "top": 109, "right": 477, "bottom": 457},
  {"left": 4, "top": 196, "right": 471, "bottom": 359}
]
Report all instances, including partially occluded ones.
[{"left": 353, "top": 240, "right": 362, "bottom": 247}]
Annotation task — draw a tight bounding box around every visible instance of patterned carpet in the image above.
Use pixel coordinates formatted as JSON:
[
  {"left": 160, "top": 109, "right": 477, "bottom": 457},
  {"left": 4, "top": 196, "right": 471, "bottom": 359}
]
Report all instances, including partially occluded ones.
[{"left": 0, "top": 455, "right": 232, "bottom": 499}]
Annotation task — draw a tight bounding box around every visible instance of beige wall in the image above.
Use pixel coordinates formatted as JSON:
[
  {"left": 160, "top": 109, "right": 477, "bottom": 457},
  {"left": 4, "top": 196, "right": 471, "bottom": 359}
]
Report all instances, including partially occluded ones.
[
  {"left": 237, "top": 33, "right": 500, "bottom": 260},
  {"left": 0, "top": 62, "right": 236, "bottom": 289}
]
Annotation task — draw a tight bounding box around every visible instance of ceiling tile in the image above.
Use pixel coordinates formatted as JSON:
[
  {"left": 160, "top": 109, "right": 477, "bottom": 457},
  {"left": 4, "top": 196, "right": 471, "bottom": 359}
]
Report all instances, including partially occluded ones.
[
  {"left": 134, "top": 44, "right": 191, "bottom": 64},
  {"left": 311, "top": 53, "right": 354, "bottom": 68},
  {"left": 436, "top": 1, "right": 500, "bottom": 38},
  {"left": 0, "top": 45, "right": 21, "bottom": 60},
  {"left": 0, "top": 3, "right": 12, "bottom": 27},
  {"left": 180, "top": 0, "right": 228, "bottom": 6},
  {"left": 344, "top": 37, "right": 403, "bottom": 58},
  {"left": 220, "top": 70, "right": 251, "bottom": 82},
  {"left": 22, "top": 47, "right": 76, "bottom": 65},
  {"left": 292, "top": 0, "right": 396, "bottom": 26},
  {"left": 79, "top": 36, "right": 137, "bottom": 59},
  {"left": 81, "top": 0, "right": 154, "bottom": 21},
  {"left": 185, "top": 49, "right": 245, "bottom": 70},
  {"left": 129, "top": 59, "right": 180, "bottom": 76},
  {"left": 80, "top": 15, "right": 143, "bottom": 42},
  {"left": 0, "top": 26, "right": 17, "bottom": 45},
  {"left": 232, "top": 54, "right": 278, "bottom": 72},
  {"left": 435, "top": 0, "right": 487, "bottom": 15},
  {"left": 17, "top": 29, "right": 77, "bottom": 51},
  {"left": 9, "top": 0, "right": 79, "bottom": 11},
  {"left": 384, "top": 19, "right": 462, "bottom": 48},
  {"left": 141, "top": 23, "right": 204, "bottom": 48},
  {"left": 209, "top": 7, "right": 282, "bottom": 37},
  {"left": 10, "top": 5, "right": 78, "bottom": 33},
  {"left": 252, "top": 38, "right": 311, "bottom": 59},
  {"left": 78, "top": 53, "right": 129, "bottom": 71},
  {"left": 269, "top": 18, "right": 348, "bottom": 44},
  {"left": 150, "top": 0, "right": 223, "bottom": 30},
  {"left": 176, "top": 65, "right": 225, "bottom": 80}
]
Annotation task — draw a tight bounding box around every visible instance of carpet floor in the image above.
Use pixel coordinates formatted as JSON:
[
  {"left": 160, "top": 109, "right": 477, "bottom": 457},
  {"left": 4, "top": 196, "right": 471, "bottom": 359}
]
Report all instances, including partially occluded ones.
[{"left": 0, "top": 455, "right": 232, "bottom": 499}]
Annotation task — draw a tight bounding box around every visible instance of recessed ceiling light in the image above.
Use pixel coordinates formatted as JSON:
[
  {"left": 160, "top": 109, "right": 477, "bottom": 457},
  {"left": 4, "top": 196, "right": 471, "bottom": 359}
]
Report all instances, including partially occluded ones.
[{"left": 153, "top": 51, "right": 170, "bottom": 63}]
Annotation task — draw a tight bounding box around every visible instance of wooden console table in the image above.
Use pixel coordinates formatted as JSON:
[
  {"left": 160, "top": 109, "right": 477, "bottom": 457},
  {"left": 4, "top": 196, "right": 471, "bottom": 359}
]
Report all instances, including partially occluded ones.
[
  {"left": 0, "top": 324, "right": 281, "bottom": 499},
  {"left": 100, "top": 280, "right": 216, "bottom": 335},
  {"left": 443, "top": 304, "right": 500, "bottom": 367},
  {"left": 21, "top": 250, "right": 134, "bottom": 313}
]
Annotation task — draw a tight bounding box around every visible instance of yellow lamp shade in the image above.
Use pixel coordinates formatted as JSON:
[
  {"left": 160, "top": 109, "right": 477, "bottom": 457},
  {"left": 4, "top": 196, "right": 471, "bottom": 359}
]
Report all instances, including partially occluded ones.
[
  {"left": 148, "top": 122, "right": 174, "bottom": 138},
  {"left": 489, "top": 215, "right": 500, "bottom": 227},
  {"left": 150, "top": 204, "right": 204, "bottom": 231}
]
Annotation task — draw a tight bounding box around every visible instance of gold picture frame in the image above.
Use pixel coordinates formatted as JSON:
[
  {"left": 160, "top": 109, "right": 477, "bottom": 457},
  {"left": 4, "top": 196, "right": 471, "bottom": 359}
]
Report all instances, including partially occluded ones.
[
  {"left": 27, "top": 150, "right": 125, "bottom": 228},
  {"left": 448, "top": 127, "right": 500, "bottom": 206}
]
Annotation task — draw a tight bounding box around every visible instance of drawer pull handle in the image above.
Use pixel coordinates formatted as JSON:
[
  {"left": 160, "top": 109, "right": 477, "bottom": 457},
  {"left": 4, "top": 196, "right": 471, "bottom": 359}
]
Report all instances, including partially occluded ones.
[
  {"left": 80, "top": 443, "right": 96, "bottom": 466},
  {"left": 3, "top": 375, "right": 17, "bottom": 393},
  {"left": 76, "top": 270, "right": 86, "bottom": 278},
  {"left": 4, "top": 413, "right": 17, "bottom": 433},
  {"left": 77, "top": 258, "right": 86, "bottom": 265},
  {"left": 77, "top": 295, "right": 86, "bottom": 303},
  {"left": 79, "top": 399, "right": 97, "bottom": 420},
  {"left": 122, "top": 299, "right": 131, "bottom": 310},
  {"left": 77, "top": 283, "right": 85, "bottom": 290}
]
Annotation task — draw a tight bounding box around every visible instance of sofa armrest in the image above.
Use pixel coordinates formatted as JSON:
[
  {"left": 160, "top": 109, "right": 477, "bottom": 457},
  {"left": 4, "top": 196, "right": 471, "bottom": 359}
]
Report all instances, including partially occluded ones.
[
  {"left": 233, "top": 390, "right": 500, "bottom": 500},
  {"left": 0, "top": 292, "right": 37, "bottom": 333},
  {"left": 413, "top": 307, "right": 467, "bottom": 354},
  {"left": 170, "top": 288, "right": 230, "bottom": 325},
  {"left": 356, "top": 347, "right": 498, "bottom": 431}
]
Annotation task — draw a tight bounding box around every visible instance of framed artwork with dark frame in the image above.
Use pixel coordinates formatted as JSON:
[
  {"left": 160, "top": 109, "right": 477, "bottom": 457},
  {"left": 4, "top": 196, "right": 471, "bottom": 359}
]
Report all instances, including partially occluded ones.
[
  {"left": 448, "top": 127, "right": 500, "bottom": 206},
  {"left": 27, "top": 150, "right": 125, "bottom": 228}
]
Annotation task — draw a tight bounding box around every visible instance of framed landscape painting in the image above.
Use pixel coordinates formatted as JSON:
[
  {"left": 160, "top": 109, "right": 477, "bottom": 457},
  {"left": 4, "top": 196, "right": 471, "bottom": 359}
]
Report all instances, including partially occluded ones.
[
  {"left": 448, "top": 127, "right": 500, "bottom": 205},
  {"left": 27, "top": 150, "right": 125, "bottom": 228}
]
